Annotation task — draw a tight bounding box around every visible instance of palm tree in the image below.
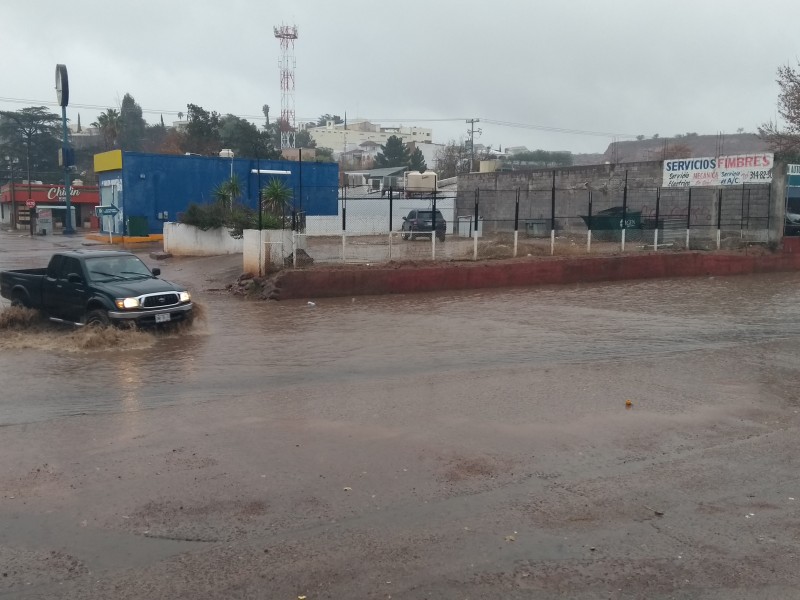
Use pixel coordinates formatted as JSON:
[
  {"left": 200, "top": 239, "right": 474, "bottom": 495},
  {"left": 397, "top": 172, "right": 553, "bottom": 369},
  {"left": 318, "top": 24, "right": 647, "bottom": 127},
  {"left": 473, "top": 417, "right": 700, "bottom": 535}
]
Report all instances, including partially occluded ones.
[
  {"left": 92, "top": 109, "right": 120, "bottom": 149},
  {"left": 213, "top": 174, "right": 242, "bottom": 211},
  {"left": 260, "top": 178, "right": 293, "bottom": 228}
]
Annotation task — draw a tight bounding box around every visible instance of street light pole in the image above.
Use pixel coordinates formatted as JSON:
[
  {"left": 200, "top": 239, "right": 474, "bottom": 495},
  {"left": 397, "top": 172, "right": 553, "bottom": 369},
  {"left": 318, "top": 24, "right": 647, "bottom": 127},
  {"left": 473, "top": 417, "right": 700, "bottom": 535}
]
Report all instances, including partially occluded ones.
[{"left": 4, "top": 156, "right": 18, "bottom": 228}]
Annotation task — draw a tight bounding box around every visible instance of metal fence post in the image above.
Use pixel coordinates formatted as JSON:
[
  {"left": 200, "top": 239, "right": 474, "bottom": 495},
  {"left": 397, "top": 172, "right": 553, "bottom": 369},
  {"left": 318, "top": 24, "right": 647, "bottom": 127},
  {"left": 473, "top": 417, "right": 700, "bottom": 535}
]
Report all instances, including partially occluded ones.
[
  {"left": 686, "top": 188, "right": 692, "bottom": 249},
  {"left": 473, "top": 188, "right": 479, "bottom": 260},
  {"left": 550, "top": 171, "right": 556, "bottom": 256},
  {"left": 717, "top": 188, "right": 723, "bottom": 250},
  {"left": 341, "top": 186, "right": 347, "bottom": 263},
  {"left": 388, "top": 186, "right": 393, "bottom": 260},
  {"left": 621, "top": 170, "right": 628, "bottom": 252},
  {"left": 514, "top": 187, "right": 520, "bottom": 258},
  {"left": 586, "top": 189, "right": 593, "bottom": 253},
  {"left": 432, "top": 190, "right": 437, "bottom": 260},
  {"left": 654, "top": 187, "right": 661, "bottom": 251}
]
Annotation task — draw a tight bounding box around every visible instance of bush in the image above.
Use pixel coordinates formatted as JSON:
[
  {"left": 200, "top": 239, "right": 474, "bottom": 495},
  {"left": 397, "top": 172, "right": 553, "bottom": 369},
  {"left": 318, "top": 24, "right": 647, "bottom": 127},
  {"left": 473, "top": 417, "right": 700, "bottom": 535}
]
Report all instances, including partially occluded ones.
[
  {"left": 180, "top": 201, "right": 257, "bottom": 239},
  {"left": 180, "top": 203, "right": 226, "bottom": 231}
]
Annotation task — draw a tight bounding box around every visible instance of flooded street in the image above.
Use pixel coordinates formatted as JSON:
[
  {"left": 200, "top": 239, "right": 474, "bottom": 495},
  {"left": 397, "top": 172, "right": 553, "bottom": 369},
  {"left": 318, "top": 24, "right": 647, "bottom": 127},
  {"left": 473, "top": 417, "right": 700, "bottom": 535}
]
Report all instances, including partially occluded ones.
[{"left": 2, "top": 231, "right": 800, "bottom": 598}]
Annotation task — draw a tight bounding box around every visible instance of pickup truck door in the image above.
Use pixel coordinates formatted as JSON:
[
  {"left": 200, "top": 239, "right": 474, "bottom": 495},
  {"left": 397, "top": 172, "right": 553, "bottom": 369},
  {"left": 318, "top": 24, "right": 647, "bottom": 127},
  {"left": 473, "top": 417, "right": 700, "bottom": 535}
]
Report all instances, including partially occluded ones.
[{"left": 43, "top": 256, "right": 89, "bottom": 322}]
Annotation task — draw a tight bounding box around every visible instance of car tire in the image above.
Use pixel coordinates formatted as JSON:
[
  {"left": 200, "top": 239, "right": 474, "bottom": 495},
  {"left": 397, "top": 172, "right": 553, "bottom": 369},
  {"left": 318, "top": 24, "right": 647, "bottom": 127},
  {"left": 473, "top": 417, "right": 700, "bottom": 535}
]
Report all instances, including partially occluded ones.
[
  {"left": 437, "top": 232, "right": 445, "bottom": 242},
  {"left": 401, "top": 231, "right": 409, "bottom": 241},
  {"left": 10, "top": 291, "right": 29, "bottom": 308},
  {"left": 85, "top": 309, "right": 110, "bottom": 328}
]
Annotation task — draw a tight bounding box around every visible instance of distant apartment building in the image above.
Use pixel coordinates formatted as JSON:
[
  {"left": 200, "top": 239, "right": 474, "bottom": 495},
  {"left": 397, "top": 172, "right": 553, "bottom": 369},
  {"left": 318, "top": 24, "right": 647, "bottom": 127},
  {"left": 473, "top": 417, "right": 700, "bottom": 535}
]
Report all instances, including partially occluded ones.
[{"left": 308, "top": 119, "right": 433, "bottom": 156}]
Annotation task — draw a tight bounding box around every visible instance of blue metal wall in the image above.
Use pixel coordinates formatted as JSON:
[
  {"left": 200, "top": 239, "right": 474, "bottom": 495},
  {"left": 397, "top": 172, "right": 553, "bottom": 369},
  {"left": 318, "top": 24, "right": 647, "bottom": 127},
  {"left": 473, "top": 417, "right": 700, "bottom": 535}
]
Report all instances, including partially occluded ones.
[{"left": 100, "top": 152, "right": 338, "bottom": 235}]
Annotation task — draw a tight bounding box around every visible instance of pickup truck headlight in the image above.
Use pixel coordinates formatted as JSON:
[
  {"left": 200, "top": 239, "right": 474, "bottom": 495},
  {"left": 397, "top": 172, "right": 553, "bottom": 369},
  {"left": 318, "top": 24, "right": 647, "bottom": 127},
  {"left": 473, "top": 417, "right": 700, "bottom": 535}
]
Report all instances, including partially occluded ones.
[
  {"left": 115, "top": 297, "right": 141, "bottom": 309},
  {"left": 179, "top": 291, "right": 191, "bottom": 303}
]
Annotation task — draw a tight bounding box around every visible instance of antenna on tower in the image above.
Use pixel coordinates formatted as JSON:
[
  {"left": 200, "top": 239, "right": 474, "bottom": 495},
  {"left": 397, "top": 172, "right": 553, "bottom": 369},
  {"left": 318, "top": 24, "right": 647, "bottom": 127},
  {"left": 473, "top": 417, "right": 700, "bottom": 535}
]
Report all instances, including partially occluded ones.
[{"left": 274, "top": 24, "right": 299, "bottom": 150}]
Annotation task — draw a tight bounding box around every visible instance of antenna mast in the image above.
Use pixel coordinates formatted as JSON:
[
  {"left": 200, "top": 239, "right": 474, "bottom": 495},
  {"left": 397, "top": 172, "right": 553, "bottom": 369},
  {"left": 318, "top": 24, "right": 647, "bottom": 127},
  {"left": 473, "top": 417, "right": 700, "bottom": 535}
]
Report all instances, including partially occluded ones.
[{"left": 273, "top": 24, "right": 298, "bottom": 150}]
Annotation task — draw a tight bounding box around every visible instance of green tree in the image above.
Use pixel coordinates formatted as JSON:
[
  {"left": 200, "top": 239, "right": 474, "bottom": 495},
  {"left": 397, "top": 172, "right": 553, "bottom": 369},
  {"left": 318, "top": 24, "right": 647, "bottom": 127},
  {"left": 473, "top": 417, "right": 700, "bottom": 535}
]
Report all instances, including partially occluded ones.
[
  {"left": 92, "top": 109, "right": 121, "bottom": 150},
  {"left": 118, "top": 93, "right": 147, "bottom": 150},
  {"left": 219, "top": 114, "right": 280, "bottom": 158},
  {"left": 375, "top": 135, "right": 409, "bottom": 168},
  {"left": 314, "top": 147, "right": 335, "bottom": 163},
  {"left": 213, "top": 174, "right": 242, "bottom": 210},
  {"left": 0, "top": 106, "right": 62, "bottom": 182},
  {"left": 143, "top": 122, "right": 168, "bottom": 152},
  {"left": 183, "top": 103, "right": 221, "bottom": 155},
  {"left": 316, "top": 114, "right": 343, "bottom": 126},
  {"left": 409, "top": 147, "right": 427, "bottom": 172},
  {"left": 295, "top": 128, "right": 316, "bottom": 148},
  {"left": 260, "top": 178, "right": 293, "bottom": 228},
  {"left": 760, "top": 61, "right": 800, "bottom": 155}
]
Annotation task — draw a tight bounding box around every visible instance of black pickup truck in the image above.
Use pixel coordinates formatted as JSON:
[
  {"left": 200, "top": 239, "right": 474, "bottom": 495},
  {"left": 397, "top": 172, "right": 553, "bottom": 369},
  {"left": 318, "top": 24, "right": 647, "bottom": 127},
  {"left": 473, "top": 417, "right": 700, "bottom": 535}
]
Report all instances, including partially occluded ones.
[{"left": 0, "top": 250, "right": 193, "bottom": 327}]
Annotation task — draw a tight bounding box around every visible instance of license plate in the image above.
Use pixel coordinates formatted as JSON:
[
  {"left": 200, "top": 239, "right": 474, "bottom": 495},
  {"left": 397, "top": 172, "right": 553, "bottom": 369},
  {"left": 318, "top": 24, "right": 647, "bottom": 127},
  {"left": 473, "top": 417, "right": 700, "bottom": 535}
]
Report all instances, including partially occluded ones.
[{"left": 155, "top": 313, "right": 171, "bottom": 323}]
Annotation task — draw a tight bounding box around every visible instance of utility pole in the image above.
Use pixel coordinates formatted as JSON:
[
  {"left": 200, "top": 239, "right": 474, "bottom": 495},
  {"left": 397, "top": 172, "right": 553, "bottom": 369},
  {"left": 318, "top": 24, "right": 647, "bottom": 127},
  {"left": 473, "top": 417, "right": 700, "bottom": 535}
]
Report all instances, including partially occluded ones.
[{"left": 466, "top": 118, "right": 480, "bottom": 173}]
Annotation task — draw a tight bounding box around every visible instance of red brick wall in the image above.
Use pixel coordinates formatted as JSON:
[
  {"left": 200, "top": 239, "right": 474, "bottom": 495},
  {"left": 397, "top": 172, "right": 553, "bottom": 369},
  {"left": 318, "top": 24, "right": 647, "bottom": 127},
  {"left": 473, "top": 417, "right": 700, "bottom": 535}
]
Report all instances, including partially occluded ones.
[{"left": 272, "top": 251, "right": 800, "bottom": 300}]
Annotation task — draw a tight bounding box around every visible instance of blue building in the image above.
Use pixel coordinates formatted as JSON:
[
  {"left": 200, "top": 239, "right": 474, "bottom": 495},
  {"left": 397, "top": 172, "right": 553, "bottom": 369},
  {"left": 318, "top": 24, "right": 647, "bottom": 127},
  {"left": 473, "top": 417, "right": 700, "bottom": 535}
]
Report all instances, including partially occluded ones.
[{"left": 93, "top": 150, "right": 338, "bottom": 236}]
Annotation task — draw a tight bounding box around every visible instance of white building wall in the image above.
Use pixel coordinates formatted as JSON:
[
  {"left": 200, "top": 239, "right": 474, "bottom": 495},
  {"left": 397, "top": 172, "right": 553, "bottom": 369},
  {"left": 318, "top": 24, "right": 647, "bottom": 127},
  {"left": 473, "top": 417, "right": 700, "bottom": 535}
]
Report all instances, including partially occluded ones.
[
  {"left": 310, "top": 122, "right": 433, "bottom": 154},
  {"left": 306, "top": 196, "right": 455, "bottom": 236},
  {"left": 163, "top": 222, "right": 243, "bottom": 256}
]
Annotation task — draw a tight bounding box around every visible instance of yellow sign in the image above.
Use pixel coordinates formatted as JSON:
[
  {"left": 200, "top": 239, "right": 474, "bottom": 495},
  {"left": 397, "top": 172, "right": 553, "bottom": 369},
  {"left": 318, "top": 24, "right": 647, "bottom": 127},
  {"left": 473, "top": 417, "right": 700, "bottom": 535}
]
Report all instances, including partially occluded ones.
[{"left": 94, "top": 150, "right": 123, "bottom": 173}]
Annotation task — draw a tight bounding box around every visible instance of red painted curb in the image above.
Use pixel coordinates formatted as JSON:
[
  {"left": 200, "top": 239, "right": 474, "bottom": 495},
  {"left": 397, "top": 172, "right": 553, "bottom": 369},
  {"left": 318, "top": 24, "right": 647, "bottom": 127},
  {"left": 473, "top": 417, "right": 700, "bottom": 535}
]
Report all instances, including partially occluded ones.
[{"left": 271, "top": 250, "right": 799, "bottom": 300}]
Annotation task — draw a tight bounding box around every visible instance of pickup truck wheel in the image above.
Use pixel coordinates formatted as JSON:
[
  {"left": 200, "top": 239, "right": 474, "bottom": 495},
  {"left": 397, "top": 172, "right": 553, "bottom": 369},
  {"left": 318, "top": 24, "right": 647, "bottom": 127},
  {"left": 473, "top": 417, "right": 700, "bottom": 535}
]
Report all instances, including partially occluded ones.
[
  {"left": 86, "top": 309, "right": 110, "bottom": 328},
  {"left": 11, "top": 292, "right": 29, "bottom": 308},
  {"left": 437, "top": 232, "right": 446, "bottom": 242},
  {"left": 401, "top": 231, "right": 410, "bottom": 241}
]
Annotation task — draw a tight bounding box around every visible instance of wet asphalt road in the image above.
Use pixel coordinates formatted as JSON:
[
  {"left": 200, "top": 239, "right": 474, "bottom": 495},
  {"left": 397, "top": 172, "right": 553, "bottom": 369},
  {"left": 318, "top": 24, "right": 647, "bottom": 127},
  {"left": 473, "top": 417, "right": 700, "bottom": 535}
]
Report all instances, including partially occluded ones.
[{"left": 2, "top": 228, "right": 800, "bottom": 599}]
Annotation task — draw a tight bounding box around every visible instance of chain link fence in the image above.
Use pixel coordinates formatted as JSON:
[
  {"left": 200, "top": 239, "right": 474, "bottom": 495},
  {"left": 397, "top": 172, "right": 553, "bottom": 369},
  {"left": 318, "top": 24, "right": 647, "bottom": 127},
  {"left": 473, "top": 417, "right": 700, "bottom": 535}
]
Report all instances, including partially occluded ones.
[{"left": 267, "top": 182, "right": 773, "bottom": 266}]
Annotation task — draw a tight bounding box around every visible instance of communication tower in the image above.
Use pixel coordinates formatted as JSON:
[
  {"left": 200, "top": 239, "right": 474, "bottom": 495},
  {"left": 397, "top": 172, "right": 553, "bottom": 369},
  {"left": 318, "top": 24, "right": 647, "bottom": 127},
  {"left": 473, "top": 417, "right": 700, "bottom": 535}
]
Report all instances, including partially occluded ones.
[{"left": 273, "top": 24, "right": 298, "bottom": 150}]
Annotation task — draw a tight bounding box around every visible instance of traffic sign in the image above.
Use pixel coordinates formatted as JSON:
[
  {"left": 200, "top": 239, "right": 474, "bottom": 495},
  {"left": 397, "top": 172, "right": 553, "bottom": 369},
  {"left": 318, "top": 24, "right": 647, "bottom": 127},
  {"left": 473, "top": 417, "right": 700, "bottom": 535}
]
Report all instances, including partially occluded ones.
[
  {"left": 25, "top": 200, "right": 35, "bottom": 208},
  {"left": 95, "top": 204, "right": 119, "bottom": 217}
]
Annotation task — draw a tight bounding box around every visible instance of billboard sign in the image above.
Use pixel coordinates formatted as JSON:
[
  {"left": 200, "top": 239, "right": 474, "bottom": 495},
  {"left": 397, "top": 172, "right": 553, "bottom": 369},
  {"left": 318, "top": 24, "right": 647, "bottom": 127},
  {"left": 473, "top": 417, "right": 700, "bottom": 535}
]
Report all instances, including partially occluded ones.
[{"left": 662, "top": 153, "right": 773, "bottom": 188}]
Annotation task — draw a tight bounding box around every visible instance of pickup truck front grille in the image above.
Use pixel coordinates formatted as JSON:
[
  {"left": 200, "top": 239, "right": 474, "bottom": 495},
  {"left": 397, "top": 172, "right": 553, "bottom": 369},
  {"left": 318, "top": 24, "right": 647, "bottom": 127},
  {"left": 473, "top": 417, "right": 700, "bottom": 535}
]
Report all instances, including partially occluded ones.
[{"left": 142, "top": 293, "right": 180, "bottom": 308}]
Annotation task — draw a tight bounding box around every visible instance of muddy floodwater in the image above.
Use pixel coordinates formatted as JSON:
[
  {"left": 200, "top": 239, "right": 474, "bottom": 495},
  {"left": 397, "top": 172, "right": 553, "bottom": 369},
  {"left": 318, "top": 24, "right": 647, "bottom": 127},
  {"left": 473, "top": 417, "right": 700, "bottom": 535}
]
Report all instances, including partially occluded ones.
[
  {"left": 4, "top": 273, "right": 800, "bottom": 426},
  {"left": 3, "top": 237, "right": 800, "bottom": 598}
]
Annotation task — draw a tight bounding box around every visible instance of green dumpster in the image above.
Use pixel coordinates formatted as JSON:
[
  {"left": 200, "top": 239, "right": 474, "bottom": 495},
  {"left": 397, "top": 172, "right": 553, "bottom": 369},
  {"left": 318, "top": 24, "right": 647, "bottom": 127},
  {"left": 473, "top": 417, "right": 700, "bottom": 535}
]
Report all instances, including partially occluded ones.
[
  {"left": 127, "top": 216, "right": 149, "bottom": 237},
  {"left": 580, "top": 207, "right": 641, "bottom": 241}
]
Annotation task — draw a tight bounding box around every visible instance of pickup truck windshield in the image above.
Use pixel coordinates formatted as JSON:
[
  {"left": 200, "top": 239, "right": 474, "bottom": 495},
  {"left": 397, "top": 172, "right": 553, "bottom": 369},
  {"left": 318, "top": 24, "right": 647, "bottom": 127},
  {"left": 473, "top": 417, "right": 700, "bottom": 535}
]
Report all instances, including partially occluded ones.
[{"left": 86, "top": 256, "right": 153, "bottom": 282}]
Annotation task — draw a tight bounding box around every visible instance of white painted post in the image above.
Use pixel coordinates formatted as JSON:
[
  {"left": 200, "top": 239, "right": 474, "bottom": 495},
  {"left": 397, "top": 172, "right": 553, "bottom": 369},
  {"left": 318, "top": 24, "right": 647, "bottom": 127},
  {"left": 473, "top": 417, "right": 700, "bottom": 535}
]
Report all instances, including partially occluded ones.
[
  {"left": 107, "top": 216, "right": 112, "bottom": 245},
  {"left": 388, "top": 231, "right": 393, "bottom": 260},
  {"left": 621, "top": 228, "right": 626, "bottom": 252},
  {"left": 473, "top": 230, "right": 478, "bottom": 260},
  {"left": 550, "top": 229, "right": 555, "bottom": 255},
  {"left": 716, "top": 228, "right": 721, "bottom": 250},
  {"left": 653, "top": 228, "right": 659, "bottom": 252},
  {"left": 586, "top": 229, "right": 592, "bottom": 253},
  {"left": 513, "top": 230, "right": 519, "bottom": 258},
  {"left": 258, "top": 229, "right": 263, "bottom": 276},
  {"left": 341, "top": 233, "right": 346, "bottom": 263},
  {"left": 686, "top": 228, "right": 690, "bottom": 250},
  {"left": 431, "top": 231, "right": 436, "bottom": 261},
  {"left": 292, "top": 230, "right": 297, "bottom": 268}
]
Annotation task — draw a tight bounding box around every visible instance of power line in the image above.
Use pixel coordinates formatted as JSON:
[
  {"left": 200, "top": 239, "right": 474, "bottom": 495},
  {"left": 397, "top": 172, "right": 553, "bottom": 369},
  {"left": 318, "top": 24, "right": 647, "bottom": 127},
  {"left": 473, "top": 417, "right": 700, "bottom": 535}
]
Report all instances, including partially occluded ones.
[{"left": 0, "top": 95, "right": 638, "bottom": 138}]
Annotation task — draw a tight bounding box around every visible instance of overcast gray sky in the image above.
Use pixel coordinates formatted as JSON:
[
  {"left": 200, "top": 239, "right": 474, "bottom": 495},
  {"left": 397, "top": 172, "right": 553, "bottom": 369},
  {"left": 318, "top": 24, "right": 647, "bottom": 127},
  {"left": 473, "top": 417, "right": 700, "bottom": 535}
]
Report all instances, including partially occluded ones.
[{"left": 0, "top": 0, "right": 796, "bottom": 154}]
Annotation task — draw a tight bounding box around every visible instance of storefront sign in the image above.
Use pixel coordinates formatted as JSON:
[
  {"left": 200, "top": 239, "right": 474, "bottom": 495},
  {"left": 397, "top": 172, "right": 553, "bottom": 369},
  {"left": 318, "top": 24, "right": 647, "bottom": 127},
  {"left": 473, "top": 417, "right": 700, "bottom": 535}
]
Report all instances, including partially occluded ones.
[
  {"left": 662, "top": 153, "right": 774, "bottom": 188},
  {"left": 47, "top": 186, "right": 81, "bottom": 200}
]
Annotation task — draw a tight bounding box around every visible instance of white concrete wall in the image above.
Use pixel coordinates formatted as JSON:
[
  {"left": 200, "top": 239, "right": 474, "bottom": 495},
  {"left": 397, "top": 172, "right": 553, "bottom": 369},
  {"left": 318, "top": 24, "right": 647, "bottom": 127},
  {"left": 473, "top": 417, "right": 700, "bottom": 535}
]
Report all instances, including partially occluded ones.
[
  {"left": 306, "top": 197, "right": 456, "bottom": 236},
  {"left": 243, "top": 229, "right": 306, "bottom": 274},
  {"left": 163, "top": 222, "right": 243, "bottom": 256}
]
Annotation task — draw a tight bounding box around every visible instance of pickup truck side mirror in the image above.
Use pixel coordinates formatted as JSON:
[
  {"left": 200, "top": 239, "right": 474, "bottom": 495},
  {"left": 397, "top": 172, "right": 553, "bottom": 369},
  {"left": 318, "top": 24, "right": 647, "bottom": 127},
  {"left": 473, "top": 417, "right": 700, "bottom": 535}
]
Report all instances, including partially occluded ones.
[
  {"left": 67, "top": 273, "right": 83, "bottom": 284},
  {"left": 402, "top": 216, "right": 407, "bottom": 221},
  {"left": 151, "top": 267, "right": 161, "bottom": 277}
]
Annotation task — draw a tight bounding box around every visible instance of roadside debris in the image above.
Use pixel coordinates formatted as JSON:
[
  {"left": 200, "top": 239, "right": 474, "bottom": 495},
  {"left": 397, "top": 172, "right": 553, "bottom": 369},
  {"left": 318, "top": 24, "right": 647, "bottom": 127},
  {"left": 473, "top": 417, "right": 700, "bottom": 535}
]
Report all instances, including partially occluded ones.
[{"left": 643, "top": 504, "right": 664, "bottom": 516}]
